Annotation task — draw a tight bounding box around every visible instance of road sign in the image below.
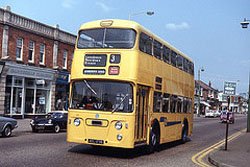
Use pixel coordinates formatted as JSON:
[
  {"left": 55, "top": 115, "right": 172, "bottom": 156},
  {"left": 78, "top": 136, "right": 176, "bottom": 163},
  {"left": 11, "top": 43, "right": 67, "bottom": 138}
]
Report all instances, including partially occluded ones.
[{"left": 224, "top": 81, "right": 236, "bottom": 95}]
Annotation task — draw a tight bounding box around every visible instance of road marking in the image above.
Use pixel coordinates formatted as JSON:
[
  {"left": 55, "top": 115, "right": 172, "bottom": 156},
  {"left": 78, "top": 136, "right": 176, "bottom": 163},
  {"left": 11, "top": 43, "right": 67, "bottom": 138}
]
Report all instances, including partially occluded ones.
[{"left": 191, "top": 128, "right": 246, "bottom": 167}]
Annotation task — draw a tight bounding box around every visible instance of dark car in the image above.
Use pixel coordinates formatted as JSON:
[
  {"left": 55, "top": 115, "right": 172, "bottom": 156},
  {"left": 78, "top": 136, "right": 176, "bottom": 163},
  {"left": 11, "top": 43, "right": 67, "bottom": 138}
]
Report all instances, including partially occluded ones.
[
  {"left": 0, "top": 116, "right": 18, "bottom": 137},
  {"left": 220, "top": 110, "right": 234, "bottom": 124},
  {"left": 30, "top": 111, "right": 68, "bottom": 133}
]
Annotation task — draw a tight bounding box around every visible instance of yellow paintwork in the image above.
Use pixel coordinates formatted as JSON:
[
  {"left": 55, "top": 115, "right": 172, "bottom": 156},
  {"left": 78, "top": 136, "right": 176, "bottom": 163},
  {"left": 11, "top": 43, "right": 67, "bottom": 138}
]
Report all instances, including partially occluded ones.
[{"left": 67, "top": 19, "right": 195, "bottom": 148}]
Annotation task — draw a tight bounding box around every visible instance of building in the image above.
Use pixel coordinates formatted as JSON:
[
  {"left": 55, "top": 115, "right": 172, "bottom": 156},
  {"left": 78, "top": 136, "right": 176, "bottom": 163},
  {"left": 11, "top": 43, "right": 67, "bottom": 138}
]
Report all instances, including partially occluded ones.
[
  {"left": 194, "top": 80, "right": 219, "bottom": 115},
  {"left": 218, "top": 92, "right": 247, "bottom": 113},
  {"left": 0, "top": 6, "right": 76, "bottom": 118}
]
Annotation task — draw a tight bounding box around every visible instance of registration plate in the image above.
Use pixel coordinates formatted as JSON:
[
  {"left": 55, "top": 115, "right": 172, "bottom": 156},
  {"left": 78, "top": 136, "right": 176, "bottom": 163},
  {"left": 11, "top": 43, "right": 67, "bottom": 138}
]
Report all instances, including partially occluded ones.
[{"left": 88, "top": 139, "right": 104, "bottom": 144}]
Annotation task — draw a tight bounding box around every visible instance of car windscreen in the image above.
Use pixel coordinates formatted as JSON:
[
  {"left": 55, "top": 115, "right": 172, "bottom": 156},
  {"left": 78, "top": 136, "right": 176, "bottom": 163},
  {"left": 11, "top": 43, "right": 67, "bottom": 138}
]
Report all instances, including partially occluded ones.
[
  {"left": 70, "top": 80, "right": 133, "bottom": 112},
  {"left": 77, "top": 28, "right": 136, "bottom": 49}
]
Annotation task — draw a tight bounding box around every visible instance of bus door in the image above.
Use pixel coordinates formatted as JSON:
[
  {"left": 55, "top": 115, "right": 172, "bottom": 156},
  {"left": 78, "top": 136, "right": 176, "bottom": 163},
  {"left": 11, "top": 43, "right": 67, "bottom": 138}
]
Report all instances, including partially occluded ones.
[{"left": 135, "top": 85, "right": 149, "bottom": 143}]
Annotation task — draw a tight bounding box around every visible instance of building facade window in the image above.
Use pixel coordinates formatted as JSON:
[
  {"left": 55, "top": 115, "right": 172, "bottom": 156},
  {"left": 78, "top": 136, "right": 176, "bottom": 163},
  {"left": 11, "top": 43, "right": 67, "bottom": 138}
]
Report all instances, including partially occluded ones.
[
  {"left": 28, "top": 41, "right": 35, "bottom": 63},
  {"left": 16, "top": 38, "right": 23, "bottom": 61},
  {"left": 39, "top": 44, "right": 45, "bottom": 65},
  {"left": 63, "top": 50, "right": 68, "bottom": 69}
]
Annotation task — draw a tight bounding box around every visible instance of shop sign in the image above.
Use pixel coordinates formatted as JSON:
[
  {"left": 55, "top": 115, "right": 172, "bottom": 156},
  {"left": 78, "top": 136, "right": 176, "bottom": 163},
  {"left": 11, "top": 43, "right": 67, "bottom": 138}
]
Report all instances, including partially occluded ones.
[
  {"left": 8, "top": 67, "right": 54, "bottom": 80},
  {"left": 56, "top": 71, "right": 69, "bottom": 84}
]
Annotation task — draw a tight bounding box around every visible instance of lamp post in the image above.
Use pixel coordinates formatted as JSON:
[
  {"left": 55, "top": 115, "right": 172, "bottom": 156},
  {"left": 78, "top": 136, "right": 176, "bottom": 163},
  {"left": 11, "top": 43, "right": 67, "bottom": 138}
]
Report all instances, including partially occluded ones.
[
  {"left": 129, "top": 10, "right": 154, "bottom": 20},
  {"left": 197, "top": 67, "right": 204, "bottom": 117},
  {"left": 240, "top": 18, "right": 250, "bottom": 132},
  {"left": 247, "top": 73, "right": 250, "bottom": 132}
]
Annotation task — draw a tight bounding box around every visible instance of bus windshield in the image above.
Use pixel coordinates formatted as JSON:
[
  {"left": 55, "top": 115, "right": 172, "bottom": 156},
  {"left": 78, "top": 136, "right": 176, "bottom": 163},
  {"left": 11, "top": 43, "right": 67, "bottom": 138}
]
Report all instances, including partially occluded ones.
[
  {"left": 77, "top": 28, "right": 136, "bottom": 49},
  {"left": 70, "top": 80, "right": 133, "bottom": 112}
]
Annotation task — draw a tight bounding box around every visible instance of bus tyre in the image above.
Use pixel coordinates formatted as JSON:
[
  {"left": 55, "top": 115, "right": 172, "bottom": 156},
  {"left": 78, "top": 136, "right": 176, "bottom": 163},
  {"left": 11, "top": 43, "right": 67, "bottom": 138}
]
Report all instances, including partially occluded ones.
[
  {"left": 147, "top": 127, "right": 159, "bottom": 154},
  {"left": 181, "top": 125, "right": 188, "bottom": 143},
  {"left": 54, "top": 125, "right": 60, "bottom": 133}
]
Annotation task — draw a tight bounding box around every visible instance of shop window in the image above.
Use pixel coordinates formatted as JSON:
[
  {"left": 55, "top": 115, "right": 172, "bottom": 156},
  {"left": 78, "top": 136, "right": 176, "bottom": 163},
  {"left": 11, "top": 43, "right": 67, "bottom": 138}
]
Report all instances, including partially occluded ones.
[
  {"left": 36, "top": 79, "right": 51, "bottom": 89},
  {"left": 16, "top": 38, "right": 23, "bottom": 61},
  {"left": 25, "top": 78, "right": 35, "bottom": 88},
  {"left": 153, "top": 91, "right": 162, "bottom": 112},
  {"left": 35, "top": 89, "right": 49, "bottom": 114},
  {"left": 14, "top": 77, "right": 23, "bottom": 87},
  {"left": 25, "top": 89, "right": 34, "bottom": 114},
  {"left": 28, "top": 41, "right": 35, "bottom": 63},
  {"left": 6, "top": 75, "right": 12, "bottom": 87},
  {"left": 12, "top": 87, "right": 22, "bottom": 114},
  {"left": 4, "top": 87, "right": 11, "bottom": 114},
  {"left": 162, "top": 93, "right": 170, "bottom": 112}
]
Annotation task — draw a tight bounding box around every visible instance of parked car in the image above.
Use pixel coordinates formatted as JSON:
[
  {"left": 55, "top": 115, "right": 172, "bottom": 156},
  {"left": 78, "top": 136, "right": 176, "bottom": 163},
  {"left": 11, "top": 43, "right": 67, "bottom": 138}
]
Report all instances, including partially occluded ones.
[
  {"left": 220, "top": 110, "right": 235, "bottom": 124},
  {"left": 0, "top": 116, "right": 18, "bottom": 137},
  {"left": 30, "top": 111, "right": 68, "bottom": 133}
]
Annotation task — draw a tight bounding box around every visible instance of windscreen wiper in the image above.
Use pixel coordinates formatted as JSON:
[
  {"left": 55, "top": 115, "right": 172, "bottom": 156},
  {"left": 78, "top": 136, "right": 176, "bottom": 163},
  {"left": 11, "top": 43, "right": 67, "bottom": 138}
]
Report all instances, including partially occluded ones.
[
  {"left": 112, "top": 94, "right": 129, "bottom": 113},
  {"left": 84, "top": 80, "right": 97, "bottom": 95}
]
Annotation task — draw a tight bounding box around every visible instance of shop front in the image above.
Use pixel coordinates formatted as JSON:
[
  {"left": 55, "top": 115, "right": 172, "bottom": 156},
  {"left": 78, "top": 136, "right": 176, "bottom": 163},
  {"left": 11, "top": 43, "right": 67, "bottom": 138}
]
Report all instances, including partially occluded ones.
[
  {"left": 55, "top": 70, "right": 70, "bottom": 111},
  {"left": 3, "top": 63, "right": 56, "bottom": 118}
]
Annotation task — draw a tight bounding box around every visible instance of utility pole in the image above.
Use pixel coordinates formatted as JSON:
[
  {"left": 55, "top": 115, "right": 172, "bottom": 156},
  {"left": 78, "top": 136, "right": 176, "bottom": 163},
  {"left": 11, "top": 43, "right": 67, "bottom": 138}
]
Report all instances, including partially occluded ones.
[{"left": 247, "top": 73, "right": 250, "bottom": 132}]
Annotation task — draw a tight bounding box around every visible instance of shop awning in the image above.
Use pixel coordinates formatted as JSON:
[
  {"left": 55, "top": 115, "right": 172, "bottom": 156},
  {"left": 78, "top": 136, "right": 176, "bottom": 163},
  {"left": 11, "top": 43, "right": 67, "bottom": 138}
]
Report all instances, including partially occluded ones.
[{"left": 200, "top": 101, "right": 211, "bottom": 107}]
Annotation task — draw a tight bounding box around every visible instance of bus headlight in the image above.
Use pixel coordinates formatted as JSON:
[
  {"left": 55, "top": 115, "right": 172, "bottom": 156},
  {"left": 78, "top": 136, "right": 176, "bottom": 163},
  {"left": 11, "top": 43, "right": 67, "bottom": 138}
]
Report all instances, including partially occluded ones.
[
  {"left": 117, "top": 134, "right": 123, "bottom": 141},
  {"left": 115, "top": 121, "right": 122, "bottom": 130},
  {"left": 74, "top": 118, "right": 81, "bottom": 126}
]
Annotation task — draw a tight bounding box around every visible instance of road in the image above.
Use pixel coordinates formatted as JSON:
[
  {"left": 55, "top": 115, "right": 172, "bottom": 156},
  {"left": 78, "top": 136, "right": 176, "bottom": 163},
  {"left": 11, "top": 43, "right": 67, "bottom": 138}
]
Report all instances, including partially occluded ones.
[{"left": 0, "top": 114, "right": 247, "bottom": 167}]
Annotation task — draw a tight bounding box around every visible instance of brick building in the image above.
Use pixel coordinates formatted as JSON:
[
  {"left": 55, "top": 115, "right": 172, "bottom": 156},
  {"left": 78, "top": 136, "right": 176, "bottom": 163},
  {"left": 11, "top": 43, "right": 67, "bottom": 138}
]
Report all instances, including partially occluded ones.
[
  {"left": 0, "top": 6, "right": 76, "bottom": 118},
  {"left": 194, "top": 80, "right": 219, "bottom": 115}
]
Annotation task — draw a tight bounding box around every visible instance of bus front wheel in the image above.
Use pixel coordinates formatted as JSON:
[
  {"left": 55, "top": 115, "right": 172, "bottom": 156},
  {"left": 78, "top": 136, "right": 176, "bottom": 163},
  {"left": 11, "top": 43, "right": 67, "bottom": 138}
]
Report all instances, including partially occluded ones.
[{"left": 147, "top": 126, "right": 159, "bottom": 154}]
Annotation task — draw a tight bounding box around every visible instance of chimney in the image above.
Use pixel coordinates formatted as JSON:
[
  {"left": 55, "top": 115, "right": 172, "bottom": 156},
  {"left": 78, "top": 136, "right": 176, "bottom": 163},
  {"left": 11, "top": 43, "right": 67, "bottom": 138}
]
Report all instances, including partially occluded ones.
[{"left": 208, "top": 81, "right": 211, "bottom": 87}]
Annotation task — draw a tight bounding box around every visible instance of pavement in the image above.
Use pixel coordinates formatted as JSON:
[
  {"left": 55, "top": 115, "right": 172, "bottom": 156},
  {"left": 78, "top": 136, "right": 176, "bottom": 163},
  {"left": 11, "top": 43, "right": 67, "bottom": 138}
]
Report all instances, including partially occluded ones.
[
  {"left": 14, "top": 118, "right": 32, "bottom": 135},
  {"left": 208, "top": 129, "right": 250, "bottom": 167}
]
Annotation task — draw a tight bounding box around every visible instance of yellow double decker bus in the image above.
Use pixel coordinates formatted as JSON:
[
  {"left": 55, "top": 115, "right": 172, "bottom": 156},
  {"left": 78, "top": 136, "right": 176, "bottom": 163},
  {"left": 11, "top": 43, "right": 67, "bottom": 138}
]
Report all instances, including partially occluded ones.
[{"left": 67, "top": 19, "right": 194, "bottom": 152}]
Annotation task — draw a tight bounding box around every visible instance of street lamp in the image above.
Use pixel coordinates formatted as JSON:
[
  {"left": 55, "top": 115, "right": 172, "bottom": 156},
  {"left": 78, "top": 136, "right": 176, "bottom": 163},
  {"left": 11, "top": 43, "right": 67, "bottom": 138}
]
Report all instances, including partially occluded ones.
[
  {"left": 247, "top": 73, "right": 250, "bottom": 132},
  {"left": 129, "top": 10, "right": 154, "bottom": 20},
  {"left": 240, "top": 18, "right": 250, "bottom": 132},
  {"left": 240, "top": 18, "right": 250, "bottom": 28},
  {"left": 197, "top": 67, "right": 205, "bottom": 117}
]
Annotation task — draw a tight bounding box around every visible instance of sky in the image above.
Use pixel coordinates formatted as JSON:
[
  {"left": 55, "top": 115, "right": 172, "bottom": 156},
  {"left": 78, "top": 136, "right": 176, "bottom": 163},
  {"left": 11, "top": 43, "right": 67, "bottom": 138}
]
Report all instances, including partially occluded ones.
[{"left": 1, "top": 0, "right": 250, "bottom": 94}]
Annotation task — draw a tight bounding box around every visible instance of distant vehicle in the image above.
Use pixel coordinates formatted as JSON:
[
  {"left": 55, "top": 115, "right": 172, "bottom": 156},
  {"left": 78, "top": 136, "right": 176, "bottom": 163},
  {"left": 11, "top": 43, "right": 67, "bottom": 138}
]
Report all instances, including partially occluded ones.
[
  {"left": 220, "top": 110, "right": 234, "bottom": 124},
  {"left": 30, "top": 111, "right": 68, "bottom": 133},
  {"left": 205, "top": 110, "right": 216, "bottom": 117},
  {"left": 214, "top": 110, "right": 221, "bottom": 117},
  {"left": 205, "top": 110, "right": 221, "bottom": 118},
  {"left": 0, "top": 116, "right": 18, "bottom": 137}
]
